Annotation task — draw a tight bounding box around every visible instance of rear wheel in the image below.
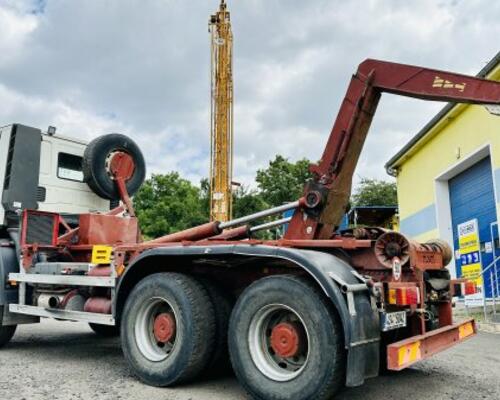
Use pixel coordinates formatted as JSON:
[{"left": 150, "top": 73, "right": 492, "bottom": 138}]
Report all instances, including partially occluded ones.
[
  {"left": 121, "top": 273, "right": 215, "bottom": 386},
  {"left": 229, "top": 275, "right": 345, "bottom": 400},
  {"left": 197, "top": 278, "right": 233, "bottom": 374},
  {"left": 88, "top": 323, "right": 120, "bottom": 337}
]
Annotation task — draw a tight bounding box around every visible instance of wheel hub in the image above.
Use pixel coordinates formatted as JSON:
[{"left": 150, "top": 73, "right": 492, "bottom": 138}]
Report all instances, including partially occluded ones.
[
  {"left": 153, "top": 312, "right": 176, "bottom": 343},
  {"left": 108, "top": 151, "right": 135, "bottom": 181},
  {"left": 249, "top": 304, "right": 310, "bottom": 381},
  {"left": 270, "top": 322, "right": 303, "bottom": 358}
]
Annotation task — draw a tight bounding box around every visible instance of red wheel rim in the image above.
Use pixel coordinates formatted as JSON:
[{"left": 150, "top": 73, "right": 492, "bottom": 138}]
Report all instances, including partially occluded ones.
[
  {"left": 248, "top": 304, "right": 310, "bottom": 381},
  {"left": 109, "top": 151, "right": 135, "bottom": 181},
  {"left": 270, "top": 322, "right": 303, "bottom": 358},
  {"left": 153, "top": 312, "right": 176, "bottom": 343}
]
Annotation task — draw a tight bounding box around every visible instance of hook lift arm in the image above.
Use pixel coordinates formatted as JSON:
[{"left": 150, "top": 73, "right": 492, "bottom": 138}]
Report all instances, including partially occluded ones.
[{"left": 284, "top": 59, "right": 500, "bottom": 240}]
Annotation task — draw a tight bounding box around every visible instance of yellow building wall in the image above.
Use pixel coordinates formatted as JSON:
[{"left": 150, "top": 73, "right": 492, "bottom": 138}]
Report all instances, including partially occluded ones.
[{"left": 396, "top": 64, "right": 500, "bottom": 239}]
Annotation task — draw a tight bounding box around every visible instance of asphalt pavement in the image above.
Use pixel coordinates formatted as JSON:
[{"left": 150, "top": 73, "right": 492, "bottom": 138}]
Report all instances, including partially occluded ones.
[{"left": 0, "top": 320, "right": 498, "bottom": 400}]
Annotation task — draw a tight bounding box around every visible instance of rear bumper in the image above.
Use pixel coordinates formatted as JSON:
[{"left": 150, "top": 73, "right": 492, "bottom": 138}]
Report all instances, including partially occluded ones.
[{"left": 387, "top": 318, "right": 476, "bottom": 371}]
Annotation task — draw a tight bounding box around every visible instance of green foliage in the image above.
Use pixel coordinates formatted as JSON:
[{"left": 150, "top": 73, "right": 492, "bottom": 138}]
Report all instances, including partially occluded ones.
[
  {"left": 351, "top": 178, "right": 397, "bottom": 207},
  {"left": 232, "top": 186, "right": 269, "bottom": 218},
  {"left": 255, "top": 155, "right": 311, "bottom": 207},
  {"left": 134, "top": 173, "right": 208, "bottom": 239},
  {"left": 199, "top": 177, "right": 211, "bottom": 217},
  {"left": 133, "top": 155, "right": 322, "bottom": 239},
  {"left": 133, "top": 164, "right": 397, "bottom": 240},
  {"left": 133, "top": 156, "right": 313, "bottom": 239},
  {"left": 198, "top": 179, "right": 269, "bottom": 220}
]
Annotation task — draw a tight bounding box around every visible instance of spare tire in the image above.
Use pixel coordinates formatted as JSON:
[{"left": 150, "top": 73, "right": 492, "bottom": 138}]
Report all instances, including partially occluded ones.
[{"left": 83, "top": 134, "right": 146, "bottom": 200}]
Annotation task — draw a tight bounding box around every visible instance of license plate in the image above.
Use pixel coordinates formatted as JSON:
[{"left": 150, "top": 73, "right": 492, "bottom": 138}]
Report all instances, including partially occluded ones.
[{"left": 381, "top": 311, "right": 407, "bottom": 332}]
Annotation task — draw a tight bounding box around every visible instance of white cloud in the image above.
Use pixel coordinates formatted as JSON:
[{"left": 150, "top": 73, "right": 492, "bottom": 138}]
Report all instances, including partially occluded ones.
[
  {"left": 0, "top": 4, "right": 37, "bottom": 61},
  {"left": 0, "top": 0, "right": 498, "bottom": 191},
  {"left": 0, "top": 83, "right": 121, "bottom": 138}
]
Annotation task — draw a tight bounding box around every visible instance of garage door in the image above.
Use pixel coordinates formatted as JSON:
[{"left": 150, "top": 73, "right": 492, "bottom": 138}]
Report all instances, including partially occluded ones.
[{"left": 449, "top": 156, "right": 497, "bottom": 298}]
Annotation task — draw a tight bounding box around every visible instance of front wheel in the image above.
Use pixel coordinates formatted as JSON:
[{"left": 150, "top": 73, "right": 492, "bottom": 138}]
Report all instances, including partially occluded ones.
[
  {"left": 0, "top": 323, "right": 16, "bottom": 349},
  {"left": 121, "top": 273, "right": 215, "bottom": 386},
  {"left": 229, "top": 275, "right": 345, "bottom": 400}
]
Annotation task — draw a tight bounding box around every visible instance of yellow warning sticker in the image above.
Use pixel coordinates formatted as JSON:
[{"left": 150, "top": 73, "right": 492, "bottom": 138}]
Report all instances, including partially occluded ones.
[
  {"left": 91, "top": 245, "right": 113, "bottom": 265},
  {"left": 458, "top": 322, "right": 474, "bottom": 340},
  {"left": 398, "top": 341, "right": 421, "bottom": 367}
]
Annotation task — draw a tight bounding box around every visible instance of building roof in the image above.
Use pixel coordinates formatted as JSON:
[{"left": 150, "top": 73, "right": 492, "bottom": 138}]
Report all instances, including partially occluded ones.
[{"left": 385, "top": 51, "right": 500, "bottom": 175}]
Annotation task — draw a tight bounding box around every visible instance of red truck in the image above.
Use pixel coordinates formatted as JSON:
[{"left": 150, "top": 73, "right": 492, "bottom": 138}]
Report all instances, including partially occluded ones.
[{"left": 1, "top": 59, "right": 499, "bottom": 400}]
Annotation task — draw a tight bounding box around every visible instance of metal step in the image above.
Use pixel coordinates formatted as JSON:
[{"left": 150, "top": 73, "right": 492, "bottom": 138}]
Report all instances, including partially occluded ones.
[
  {"left": 9, "top": 304, "right": 115, "bottom": 325},
  {"left": 32, "top": 262, "right": 94, "bottom": 275},
  {"left": 9, "top": 273, "right": 115, "bottom": 287}
]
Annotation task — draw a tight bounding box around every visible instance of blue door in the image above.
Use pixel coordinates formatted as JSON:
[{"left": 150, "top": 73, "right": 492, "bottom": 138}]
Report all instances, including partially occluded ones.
[{"left": 449, "top": 156, "right": 497, "bottom": 298}]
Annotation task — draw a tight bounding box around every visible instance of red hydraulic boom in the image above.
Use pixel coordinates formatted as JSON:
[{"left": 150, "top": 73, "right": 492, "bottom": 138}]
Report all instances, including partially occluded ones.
[{"left": 284, "top": 59, "right": 500, "bottom": 240}]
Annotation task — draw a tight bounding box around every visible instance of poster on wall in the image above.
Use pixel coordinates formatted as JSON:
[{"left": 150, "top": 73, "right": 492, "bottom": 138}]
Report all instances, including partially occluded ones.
[{"left": 458, "top": 219, "right": 484, "bottom": 306}]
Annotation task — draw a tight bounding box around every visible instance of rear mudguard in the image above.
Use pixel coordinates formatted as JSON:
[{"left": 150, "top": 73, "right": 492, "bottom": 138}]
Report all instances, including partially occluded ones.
[{"left": 116, "top": 244, "right": 380, "bottom": 387}]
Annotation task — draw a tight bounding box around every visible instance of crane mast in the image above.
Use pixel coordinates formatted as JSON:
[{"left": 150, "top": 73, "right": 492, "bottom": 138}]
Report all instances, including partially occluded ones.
[{"left": 209, "top": 0, "right": 234, "bottom": 222}]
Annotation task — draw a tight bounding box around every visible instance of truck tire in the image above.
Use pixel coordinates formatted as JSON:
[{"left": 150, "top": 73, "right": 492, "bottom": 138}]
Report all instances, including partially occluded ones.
[
  {"left": 121, "top": 273, "right": 215, "bottom": 386},
  {"left": 197, "top": 277, "right": 233, "bottom": 375},
  {"left": 88, "top": 323, "right": 120, "bottom": 337},
  {"left": 228, "top": 275, "right": 345, "bottom": 400},
  {"left": 82, "top": 133, "right": 145, "bottom": 200},
  {"left": 0, "top": 325, "right": 16, "bottom": 348}
]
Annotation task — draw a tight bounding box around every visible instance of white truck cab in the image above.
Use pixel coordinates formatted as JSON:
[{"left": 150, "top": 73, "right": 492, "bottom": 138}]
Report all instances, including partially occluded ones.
[{"left": 0, "top": 124, "right": 110, "bottom": 229}]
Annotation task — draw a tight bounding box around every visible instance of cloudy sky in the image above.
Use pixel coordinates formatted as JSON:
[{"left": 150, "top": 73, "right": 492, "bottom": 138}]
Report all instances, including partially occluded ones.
[{"left": 0, "top": 0, "right": 499, "bottom": 188}]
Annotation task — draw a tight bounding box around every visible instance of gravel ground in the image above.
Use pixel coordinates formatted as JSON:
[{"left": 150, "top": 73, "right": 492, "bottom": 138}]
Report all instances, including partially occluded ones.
[{"left": 0, "top": 320, "right": 499, "bottom": 400}]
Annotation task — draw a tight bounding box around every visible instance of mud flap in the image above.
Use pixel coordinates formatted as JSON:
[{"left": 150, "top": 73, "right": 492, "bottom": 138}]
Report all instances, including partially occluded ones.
[{"left": 344, "top": 290, "right": 380, "bottom": 386}]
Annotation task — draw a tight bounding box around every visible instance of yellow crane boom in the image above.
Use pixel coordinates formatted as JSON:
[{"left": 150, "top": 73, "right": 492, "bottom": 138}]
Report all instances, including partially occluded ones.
[{"left": 209, "top": 0, "right": 233, "bottom": 222}]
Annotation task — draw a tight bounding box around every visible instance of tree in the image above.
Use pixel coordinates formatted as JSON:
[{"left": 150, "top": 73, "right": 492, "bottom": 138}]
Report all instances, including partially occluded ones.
[
  {"left": 133, "top": 155, "right": 313, "bottom": 239},
  {"left": 232, "top": 186, "right": 269, "bottom": 219},
  {"left": 199, "top": 177, "right": 211, "bottom": 217},
  {"left": 351, "top": 178, "right": 397, "bottom": 207},
  {"left": 255, "top": 155, "right": 311, "bottom": 207},
  {"left": 199, "top": 179, "right": 268, "bottom": 220},
  {"left": 134, "top": 173, "right": 208, "bottom": 239}
]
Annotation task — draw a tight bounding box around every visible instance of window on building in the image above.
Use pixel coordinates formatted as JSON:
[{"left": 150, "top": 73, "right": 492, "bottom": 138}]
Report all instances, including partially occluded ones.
[{"left": 57, "top": 152, "right": 83, "bottom": 182}]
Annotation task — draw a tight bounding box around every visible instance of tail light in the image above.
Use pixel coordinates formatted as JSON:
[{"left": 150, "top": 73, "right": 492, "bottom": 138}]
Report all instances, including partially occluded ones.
[
  {"left": 388, "top": 287, "right": 421, "bottom": 306},
  {"left": 453, "top": 281, "right": 477, "bottom": 296},
  {"left": 464, "top": 282, "right": 477, "bottom": 295}
]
